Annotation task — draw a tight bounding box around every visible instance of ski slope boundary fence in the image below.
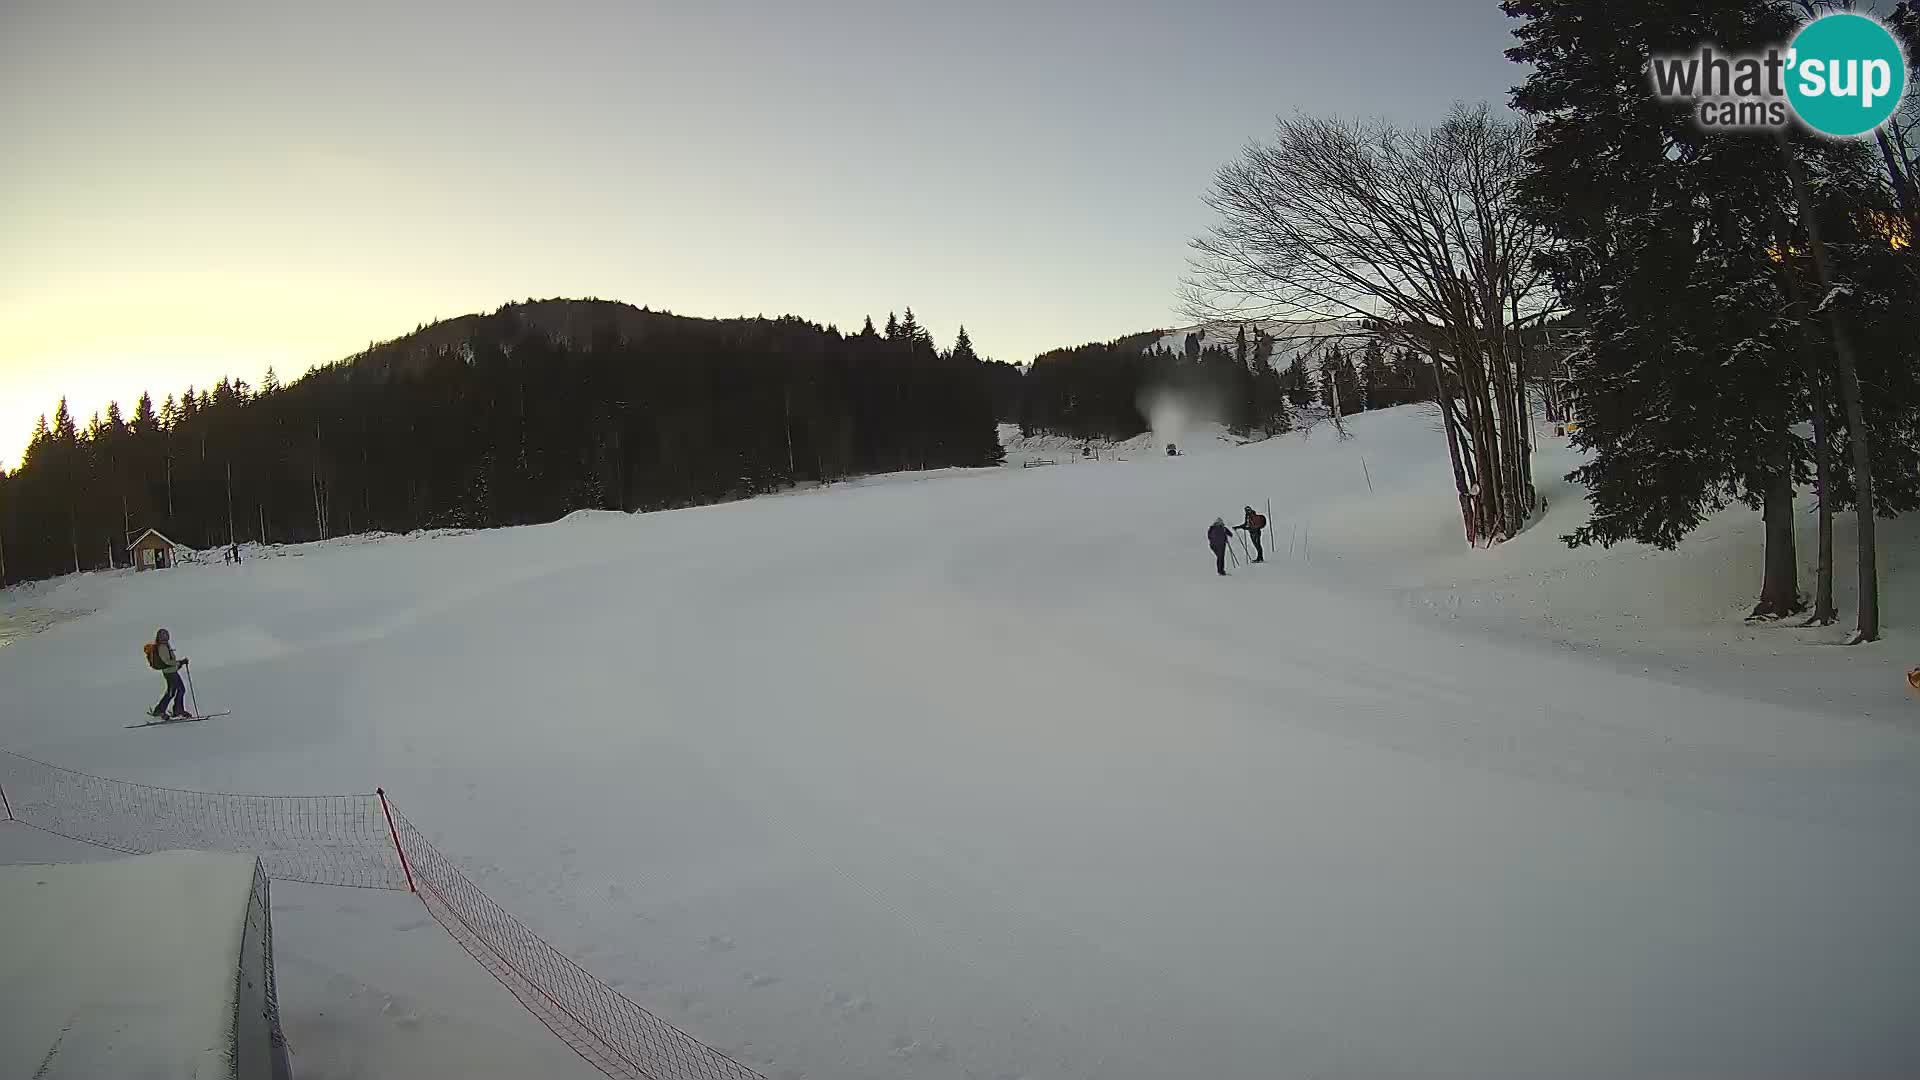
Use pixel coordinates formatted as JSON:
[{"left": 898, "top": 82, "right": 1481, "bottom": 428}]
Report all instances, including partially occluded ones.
[{"left": 0, "top": 749, "right": 766, "bottom": 1080}]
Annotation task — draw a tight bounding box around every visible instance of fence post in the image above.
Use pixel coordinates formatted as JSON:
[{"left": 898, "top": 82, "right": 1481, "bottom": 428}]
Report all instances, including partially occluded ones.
[{"left": 377, "top": 788, "right": 416, "bottom": 893}]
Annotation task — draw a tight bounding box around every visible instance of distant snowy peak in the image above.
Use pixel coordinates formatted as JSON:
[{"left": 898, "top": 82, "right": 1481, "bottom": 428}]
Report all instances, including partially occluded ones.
[{"left": 1149, "top": 318, "right": 1373, "bottom": 358}]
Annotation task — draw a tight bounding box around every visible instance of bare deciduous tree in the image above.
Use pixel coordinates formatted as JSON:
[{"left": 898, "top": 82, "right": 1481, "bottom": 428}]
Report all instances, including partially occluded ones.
[{"left": 1184, "top": 103, "right": 1561, "bottom": 544}]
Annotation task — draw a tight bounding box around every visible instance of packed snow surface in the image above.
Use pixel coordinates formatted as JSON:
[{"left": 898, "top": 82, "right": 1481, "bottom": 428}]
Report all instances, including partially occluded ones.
[
  {"left": 3, "top": 404, "right": 1917, "bottom": 1079},
  {"left": 0, "top": 850, "right": 257, "bottom": 1080}
]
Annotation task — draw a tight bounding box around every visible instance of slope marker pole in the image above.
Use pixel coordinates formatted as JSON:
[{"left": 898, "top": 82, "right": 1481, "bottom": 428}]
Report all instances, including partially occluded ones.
[{"left": 378, "top": 788, "right": 416, "bottom": 893}]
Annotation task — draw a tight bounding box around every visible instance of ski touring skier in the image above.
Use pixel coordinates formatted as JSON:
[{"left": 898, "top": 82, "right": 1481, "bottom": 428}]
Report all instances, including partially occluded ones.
[
  {"left": 144, "top": 629, "right": 190, "bottom": 719},
  {"left": 1234, "top": 506, "right": 1266, "bottom": 563},
  {"left": 1208, "top": 517, "right": 1233, "bottom": 576}
]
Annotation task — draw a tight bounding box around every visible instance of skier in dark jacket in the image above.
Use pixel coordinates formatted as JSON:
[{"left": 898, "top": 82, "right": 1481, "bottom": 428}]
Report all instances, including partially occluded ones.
[
  {"left": 1208, "top": 518, "right": 1232, "bottom": 576},
  {"left": 1234, "top": 506, "right": 1266, "bottom": 563}
]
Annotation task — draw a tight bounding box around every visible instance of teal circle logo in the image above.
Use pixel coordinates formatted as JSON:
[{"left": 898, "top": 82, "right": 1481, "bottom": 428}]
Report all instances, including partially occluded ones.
[{"left": 1786, "top": 13, "right": 1907, "bottom": 137}]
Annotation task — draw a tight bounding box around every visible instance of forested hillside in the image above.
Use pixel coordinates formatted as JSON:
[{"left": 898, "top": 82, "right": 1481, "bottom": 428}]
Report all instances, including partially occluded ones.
[{"left": 0, "top": 300, "right": 1010, "bottom": 582}]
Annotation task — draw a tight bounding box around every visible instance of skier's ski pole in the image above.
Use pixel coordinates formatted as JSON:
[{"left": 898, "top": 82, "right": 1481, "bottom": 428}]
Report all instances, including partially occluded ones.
[{"left": 185, "top": 664, "right": 200, "bottom": 717}]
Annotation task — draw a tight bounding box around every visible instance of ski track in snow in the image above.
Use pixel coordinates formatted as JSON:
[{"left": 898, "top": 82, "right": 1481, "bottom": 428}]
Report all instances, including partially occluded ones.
[{"left": 2, "top": 404, "right": 1918, "bottom": 1080}]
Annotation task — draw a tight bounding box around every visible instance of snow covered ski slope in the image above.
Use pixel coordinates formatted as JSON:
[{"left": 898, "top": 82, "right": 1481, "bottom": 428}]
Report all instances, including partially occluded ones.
[{"left": 2, "top": 404, "right": 1917, "bottom": 1079}]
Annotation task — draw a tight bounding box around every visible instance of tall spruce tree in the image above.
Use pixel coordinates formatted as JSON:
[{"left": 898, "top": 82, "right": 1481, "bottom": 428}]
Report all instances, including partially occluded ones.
[
  {"left": 1250, "top": 330, "right": 1290, "bottom": 435},
  {"left": 1505, "top": 0, "right": 1872, "bottom": 619},
  {"left": 898, "top": 307, "right": 931, "bottom": 349},
  {"left": 1359, "top": 340, "right": 1391, "bottom": 410},
  {"left": 952, "top": 326, "right": 979, "bottom": 363},
  {"left": 52, "top": 398, "right": 77, "bottom": 443},
  {"left": 1284, "top": 355, "right": 1313, "bottom": 409},
  {"left": 1319, "top": 347, "right": 1361, "bottom": 418}
]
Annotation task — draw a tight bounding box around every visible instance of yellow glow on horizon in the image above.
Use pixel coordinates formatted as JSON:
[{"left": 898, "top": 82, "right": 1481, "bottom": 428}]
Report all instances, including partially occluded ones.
[{"left": 0, "top": 269, "right": 448, "bottom": 471}]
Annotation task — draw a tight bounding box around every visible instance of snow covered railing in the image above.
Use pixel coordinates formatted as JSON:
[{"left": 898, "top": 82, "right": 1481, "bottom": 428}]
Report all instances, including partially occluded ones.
[{"left": 0, "top": 748, "right": 767, "bottom": 1080}]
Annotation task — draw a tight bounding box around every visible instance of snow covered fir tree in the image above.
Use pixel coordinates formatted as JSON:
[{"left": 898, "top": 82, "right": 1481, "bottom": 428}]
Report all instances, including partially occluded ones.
[{"left": 1507, "top": 0, "right": 1920, "bottom": 639}]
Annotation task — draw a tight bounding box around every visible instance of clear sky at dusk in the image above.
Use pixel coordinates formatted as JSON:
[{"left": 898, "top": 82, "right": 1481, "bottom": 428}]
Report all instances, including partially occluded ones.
[{"left": 1, "top": 0, "right": 1518, "bottom": 469}]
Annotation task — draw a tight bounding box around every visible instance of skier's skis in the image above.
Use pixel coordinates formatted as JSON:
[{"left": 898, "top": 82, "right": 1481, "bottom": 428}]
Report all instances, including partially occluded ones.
[{"left": 128, "top": 711, "right": 230, "bottom": 728}]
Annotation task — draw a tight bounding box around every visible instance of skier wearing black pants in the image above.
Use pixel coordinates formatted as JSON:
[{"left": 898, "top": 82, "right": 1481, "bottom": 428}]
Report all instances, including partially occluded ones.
[
  {"left": 1208, "top": 518, "right": 1232, "bottom": 576},
  {"left": 1235, "top": 506, "right": 1266, "bottom": 563}
]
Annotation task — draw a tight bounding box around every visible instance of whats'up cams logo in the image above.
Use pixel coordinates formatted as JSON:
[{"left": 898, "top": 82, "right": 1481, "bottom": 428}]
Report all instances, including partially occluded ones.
[{"left": 1649, "top": 12, "right": 1908, "bottom": 137}]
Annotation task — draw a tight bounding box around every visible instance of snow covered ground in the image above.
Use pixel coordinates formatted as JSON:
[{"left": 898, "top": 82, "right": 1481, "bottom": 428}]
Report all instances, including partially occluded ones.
[
  {"left": 997, "top": 420, "right": 1261, "bottom": 468},
  {"left": 0, "top": 849, "right": 263, "bottom": 1080},
  {"left": 2, "top": 403, "right": 1917, "bottom": 1079}
]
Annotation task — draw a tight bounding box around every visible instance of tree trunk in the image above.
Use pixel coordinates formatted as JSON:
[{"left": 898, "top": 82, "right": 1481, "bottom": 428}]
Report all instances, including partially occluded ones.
[
  {"left": 1445, "top": 334, "right": 1486, "bottom": 539},
  {"left": 1428, "top": 351, "right": 1476, "bottom": 545},
  {"left": 1483, "top": 317, "right": 1524, "bottom": 538},
  {"left": 1462, "top": 365, "right": 1500, "bottom": 542},
  {"left": 1752, "top": 446, "right": 1804, "bottom": 618},
  {"left": 1770, "top": 212, "right": 1838, "bottom": 625},
  {"left": 784, "top": 385, "right": 797, "bottom": 475},
  {"left": 1509, "top": 301, "right": 1538, "bottom": 513},
  {"left": 1810, "top": 394, "right": 1837, "bottom": 625},
  {"left": 1782, "top": 314, "right": 1842, "bottom": 625},
  {"left": 1828, "top": 321, "right": 1880, "bottom": 640},
  {"left": 1874, "top": 128, "right": 1917, "bottom": 220},
  {"left": 1781, "top": 139, "right": 1879, "bottom": 641}
]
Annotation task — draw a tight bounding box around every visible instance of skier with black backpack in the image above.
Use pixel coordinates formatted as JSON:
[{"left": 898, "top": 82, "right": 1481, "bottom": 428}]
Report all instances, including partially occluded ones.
[
  {"left": 144, "top": 628, "right": 190, "bottom": 719},
  {"left": 1234, "top": 506, "right": 1266, "bottom": 563}
]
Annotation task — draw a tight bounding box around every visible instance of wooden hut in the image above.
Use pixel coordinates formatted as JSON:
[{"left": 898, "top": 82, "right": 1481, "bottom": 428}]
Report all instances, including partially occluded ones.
[{"left": 130, "top": 528, "right": 179, "bottom": 571}]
